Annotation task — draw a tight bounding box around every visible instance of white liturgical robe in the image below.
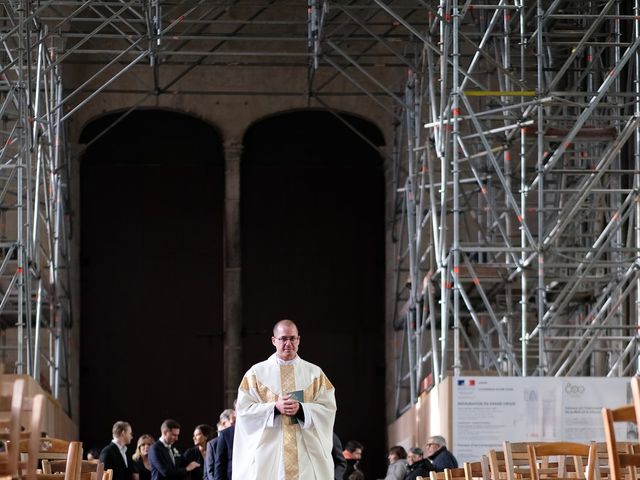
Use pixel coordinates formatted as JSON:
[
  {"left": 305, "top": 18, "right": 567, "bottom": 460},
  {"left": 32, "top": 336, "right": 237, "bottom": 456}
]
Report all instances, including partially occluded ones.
[{"left": 232, "top": 353, "right": 337, "bottom": 480}]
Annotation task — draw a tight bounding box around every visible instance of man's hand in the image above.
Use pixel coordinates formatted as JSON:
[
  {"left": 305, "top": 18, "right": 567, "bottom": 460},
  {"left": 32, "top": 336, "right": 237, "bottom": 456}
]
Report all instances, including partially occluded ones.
[
  {"left": 276, "top": 394, "right": 300, "bottom": 416},
  {"left": 186, "top": 461, "right": 200, "bottom": 472}
]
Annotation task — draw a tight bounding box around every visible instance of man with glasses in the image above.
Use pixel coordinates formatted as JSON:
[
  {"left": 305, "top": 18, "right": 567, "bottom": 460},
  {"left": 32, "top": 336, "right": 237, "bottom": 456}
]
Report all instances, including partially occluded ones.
[
  {"left": 424, "top": 436, "right": 458, "bottom": 472},
  {"left": 232, "top": 319, "right": 337, "bottom": 480}
]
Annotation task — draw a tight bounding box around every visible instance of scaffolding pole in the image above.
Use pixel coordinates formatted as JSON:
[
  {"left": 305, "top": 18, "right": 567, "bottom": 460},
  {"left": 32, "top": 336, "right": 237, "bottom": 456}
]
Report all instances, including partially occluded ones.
[{"left": 324, "top": 0, "right": 640, "bottom": 414}]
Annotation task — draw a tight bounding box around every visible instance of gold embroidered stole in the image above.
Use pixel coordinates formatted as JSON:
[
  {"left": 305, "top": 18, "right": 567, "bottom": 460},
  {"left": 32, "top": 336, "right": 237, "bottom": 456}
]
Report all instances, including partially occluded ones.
[{"left": 280, "top": 364, "right": 299, "bottom": 480}]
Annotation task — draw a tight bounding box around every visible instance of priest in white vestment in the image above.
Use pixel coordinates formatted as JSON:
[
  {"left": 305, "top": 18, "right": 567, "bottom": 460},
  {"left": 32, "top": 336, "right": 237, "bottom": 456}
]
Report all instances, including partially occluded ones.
[{"left": 232, "top": 319, "right": 337, "bottom": 480}]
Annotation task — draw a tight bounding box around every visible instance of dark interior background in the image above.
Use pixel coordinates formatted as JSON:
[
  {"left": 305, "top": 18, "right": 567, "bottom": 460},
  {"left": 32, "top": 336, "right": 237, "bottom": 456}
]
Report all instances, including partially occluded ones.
[
  {"left": 241, "top": 110, "right": 387, "bottom": 477},
  {"left": 79, "top": 108, "right": 387, "bottom": 476},
  {"left": 79, "top": 110, "right": 225, "bottom": 453}
]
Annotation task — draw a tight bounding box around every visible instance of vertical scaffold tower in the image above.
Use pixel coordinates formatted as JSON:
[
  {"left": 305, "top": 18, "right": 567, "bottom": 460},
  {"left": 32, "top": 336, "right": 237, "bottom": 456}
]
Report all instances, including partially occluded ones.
[
  {"left": 384, "top": 0, "right": 640, "bottom": 414},
  {"left": 0, "top": 1, "right": 72, "bottom": 408}
]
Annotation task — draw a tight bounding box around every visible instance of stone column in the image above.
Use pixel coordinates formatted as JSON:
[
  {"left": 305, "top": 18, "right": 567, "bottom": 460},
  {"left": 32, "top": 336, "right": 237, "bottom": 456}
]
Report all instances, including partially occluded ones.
[{"left": 223, "top": 141, "right": 243, "bottom": 408}]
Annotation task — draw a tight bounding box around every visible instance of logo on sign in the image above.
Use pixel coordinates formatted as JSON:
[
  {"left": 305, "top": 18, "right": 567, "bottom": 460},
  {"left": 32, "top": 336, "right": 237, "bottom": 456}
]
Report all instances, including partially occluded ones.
[
  {"left": 457, "top": 379, "right": 476, "bottom": 386},
  {"left": 564, "top": 382, "right": 585, "bottom": 395}
]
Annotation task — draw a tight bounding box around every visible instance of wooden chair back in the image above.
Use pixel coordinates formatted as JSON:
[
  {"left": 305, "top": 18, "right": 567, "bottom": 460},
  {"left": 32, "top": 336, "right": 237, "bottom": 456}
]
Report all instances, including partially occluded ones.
[
  {"left": 593, "top": 441, "right": 635, "bottom": 480},
  {"left": 506, "top": 442, "right": 537, "bottom": 480},
  {"left": 465, "top": 459, "right": 491, "bottom": 480},
  {"left": 103, "top": 469, "right": 113, "bottom": 480},
  {"left": 490, "top": 442, "right": 539, "bottom": 480},
  {"left": 489, "top": 449, "right": 508, "bottom": 480},
  {"left": 45, "top": 458, "right": 104, "bottom": 480},
  {"left": 602, "top": 403, "right": 640, "bottom": 480},
  {"left": 527, "top": 442, "right": 596, "bottom": 480},
  {"left": 431, "top": 472, "right": 448, "bottom": 480},
  {"left": 446, "top": 468, "right": 468, "bottom": 480},
  {"left": 26, "top": 394, "right": 46, "bottom": 479},
  {"left": 0, "top": 378, "right": 25, "bottom": 476}
]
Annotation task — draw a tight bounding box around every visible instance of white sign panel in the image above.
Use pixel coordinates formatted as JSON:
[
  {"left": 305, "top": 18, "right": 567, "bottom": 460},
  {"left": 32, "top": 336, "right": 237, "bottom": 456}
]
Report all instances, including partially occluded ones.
[{"left": 452, "top": 376, "right": 631, "bottom": 463}]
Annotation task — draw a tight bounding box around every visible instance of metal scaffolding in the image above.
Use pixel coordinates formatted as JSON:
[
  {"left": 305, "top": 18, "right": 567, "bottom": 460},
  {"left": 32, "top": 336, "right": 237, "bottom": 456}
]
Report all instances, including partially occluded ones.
[
  {"left": 363, "top": 0, "right": 640, "bottom": 415},
  {"left": 2, "top": 0, "right": 639, "bottom": 420},
  {"left": 1, "top": 1, "right": 73, "bottom": 408}
]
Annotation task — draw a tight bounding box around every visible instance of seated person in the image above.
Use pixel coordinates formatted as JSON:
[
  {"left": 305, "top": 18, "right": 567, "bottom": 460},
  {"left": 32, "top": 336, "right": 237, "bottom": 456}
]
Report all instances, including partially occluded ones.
[
  {"left": 379, "top": 446, "right": 408, "bottom": 480},
  {"left": 404, "top": 447, "right": 434, "bottom": 480},
  {"left": 425, "top": 436, "right": 458, "bottom": 472}
]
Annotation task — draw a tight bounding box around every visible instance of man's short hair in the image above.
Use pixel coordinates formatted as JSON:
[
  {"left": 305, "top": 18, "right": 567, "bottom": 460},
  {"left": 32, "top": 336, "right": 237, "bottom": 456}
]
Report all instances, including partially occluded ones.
[
  {"left": 112, "top": 421, "right": 130, "bottom": 437},
  {"left": 344, "top": 440, "right": 364, "bottom": 453},
  {"left": 429, "top": 435, "right": 447, "bottom": 447},
  {"left": 409, "top": 447, "right": 424, "bottom": 457},
  {"left": 219, "top": 409, "right": 235, "bottom": 422},
  {"left": 273, "top": 319, "right": 298, "bottom": 336},
  {"left": 160, "top": 419, "right": 180, "bottom": 432}
]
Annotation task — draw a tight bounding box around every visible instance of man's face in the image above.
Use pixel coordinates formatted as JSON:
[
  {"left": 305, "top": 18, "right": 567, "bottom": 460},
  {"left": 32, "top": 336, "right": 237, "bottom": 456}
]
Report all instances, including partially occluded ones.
[
  {"left": 425, "top": 440, "right": 440, "bottom": 456},
  {"left": 352, "top": 448, "right": 363, "bottom": 460},
  {"left": 407, "top": 452, "right": 422, "bottom": 465},
  {"left": 163, "top": 428, "right": 180, "bottom": 445},
  {"left": 272, "top": 323, "right": 300, "bottom": 361},
  {"left": 122, "top": 427, "right": 133, "bottom": 445}
]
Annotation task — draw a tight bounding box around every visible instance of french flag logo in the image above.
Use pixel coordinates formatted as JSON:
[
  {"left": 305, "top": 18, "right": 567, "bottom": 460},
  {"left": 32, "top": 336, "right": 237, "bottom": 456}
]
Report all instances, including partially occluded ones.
[{"left": 457, "top": 379, "right": 476, "bottom": 386}]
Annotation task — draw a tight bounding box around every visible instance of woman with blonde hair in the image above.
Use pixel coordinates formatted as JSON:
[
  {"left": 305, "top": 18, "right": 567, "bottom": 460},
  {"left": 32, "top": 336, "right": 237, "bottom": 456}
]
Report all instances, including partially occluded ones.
[{"left": 132, "top": 434, "right": 155, "bottom": 480}]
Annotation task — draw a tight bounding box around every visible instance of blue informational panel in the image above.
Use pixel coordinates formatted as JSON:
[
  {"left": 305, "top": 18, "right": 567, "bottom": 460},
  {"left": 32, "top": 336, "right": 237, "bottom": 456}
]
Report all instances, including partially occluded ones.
[{"left": 452, "top": 376, "right": 633, "bottom": 463}]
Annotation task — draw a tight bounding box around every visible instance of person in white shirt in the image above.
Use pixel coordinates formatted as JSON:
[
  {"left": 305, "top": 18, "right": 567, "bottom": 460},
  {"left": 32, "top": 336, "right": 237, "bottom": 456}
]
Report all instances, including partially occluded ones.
[{"left": 99, "top": 421, "right": 135, "bottom": 480}]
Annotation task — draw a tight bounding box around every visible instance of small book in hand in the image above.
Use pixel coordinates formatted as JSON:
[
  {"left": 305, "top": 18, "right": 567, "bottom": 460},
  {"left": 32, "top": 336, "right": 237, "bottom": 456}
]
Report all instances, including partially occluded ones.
[{"left": 288, "top": 390, "right": 304, "bottom": 424}]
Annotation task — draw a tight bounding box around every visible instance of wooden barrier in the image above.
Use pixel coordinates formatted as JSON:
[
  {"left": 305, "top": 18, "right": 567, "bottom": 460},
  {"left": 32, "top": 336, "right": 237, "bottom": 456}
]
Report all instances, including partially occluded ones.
[{"left": 5, "top": 374, "right": 77, "bottom": 440}]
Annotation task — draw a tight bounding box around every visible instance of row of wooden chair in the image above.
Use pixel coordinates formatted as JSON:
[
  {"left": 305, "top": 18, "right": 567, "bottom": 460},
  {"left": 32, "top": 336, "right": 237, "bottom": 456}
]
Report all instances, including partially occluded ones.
[
  {"left": 419, "top": 442, "right": 598, "bottom": 480},
  {"left": 0, "top": 376, "right": 112, "bottom": 480}
]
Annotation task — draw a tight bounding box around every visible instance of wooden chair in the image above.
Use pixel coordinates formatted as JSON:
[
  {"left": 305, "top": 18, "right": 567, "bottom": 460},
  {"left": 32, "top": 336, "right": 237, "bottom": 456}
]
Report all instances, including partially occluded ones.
[
  {"left": 593, "top": 441, "right": 635, "bottom": 480},
  {"left": 465, "top": 459, "right": 492, "bottom": 480},
  {"left": 18, "top": 393, "right": 45, "bottom": 479},
  {"left": 102, "top": 469, "right": 113, "bottom": 480},
  {"left": 602, "top": 403, "right": 640, "bottom": 480},
  {"left": 446, "top": 468, "right": 469, "bottom": 480},
  {"left": 631, "top": 377, "right": 640, "bottom": 441},
  {"left": 431, "top": 472, "right": 447, "bottom": 480},
  {"left": 34, "top": 441, "right": 83, "bottom": 480},
  {"left": 0, "top": 379, "right": 25, "bottom": 477},
  {"left": 0, "top": 383, "right": 46, "bottom": 480},
  {"left": 489, "top": 449, "right": 508, "bottom": 480},
  {"left": 527, "top": 442, "right": 596, "bottom": 480},
  {"left": 490, "top": 442, "right": 538, "bottom": 480},
  {"left": 506, "top": 442, "right": 538, "bottom": 480},
  {"left": 45, "top": 458, "right": 103, "bottom": 480}
]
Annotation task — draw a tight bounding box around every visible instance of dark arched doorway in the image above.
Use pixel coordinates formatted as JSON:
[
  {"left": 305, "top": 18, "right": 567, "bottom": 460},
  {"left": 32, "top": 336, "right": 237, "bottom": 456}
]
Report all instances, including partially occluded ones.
[
  {"left": 241, "top": 110, "right": 386, "bottom": 477},
  {"left": 79, "top": 110, "right": 224, "bottom": 453}
]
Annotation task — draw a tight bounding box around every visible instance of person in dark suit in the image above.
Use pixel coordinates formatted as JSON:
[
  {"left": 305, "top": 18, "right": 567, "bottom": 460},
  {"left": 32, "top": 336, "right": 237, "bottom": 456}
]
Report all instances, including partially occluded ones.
[
  {"left": 99, "top": 421, "right": 135, "bottom": 480},
  {"left": 212, "top": 424, "right": 234, "bottom": 480},
  {"left": 204, "top": 409, "right": 235, "bottom": 480},
  {"left": 149, "top": 419, "right": 200, "bottom": 480},
  {"left": 332, "top": 433, "right": 347, "bottom": 480},
  {"left": 425, "top": 436, "right": 458, "bottom": 472}
]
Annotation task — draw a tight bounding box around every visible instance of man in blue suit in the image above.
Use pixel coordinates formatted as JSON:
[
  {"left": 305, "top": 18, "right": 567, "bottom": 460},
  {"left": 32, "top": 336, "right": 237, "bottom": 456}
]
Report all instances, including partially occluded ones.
[
  {"left": 149, "top": 419, "right": 200, "bottom": 480},
  {"left": 213, "top": 424, "right": 234, "bottom": 480}
]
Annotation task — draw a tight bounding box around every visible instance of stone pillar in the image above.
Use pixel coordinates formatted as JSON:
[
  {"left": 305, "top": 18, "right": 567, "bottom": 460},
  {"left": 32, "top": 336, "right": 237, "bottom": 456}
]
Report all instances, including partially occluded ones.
[{"left": 223, "top": 141, "right": 243, "bottom": 408}]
